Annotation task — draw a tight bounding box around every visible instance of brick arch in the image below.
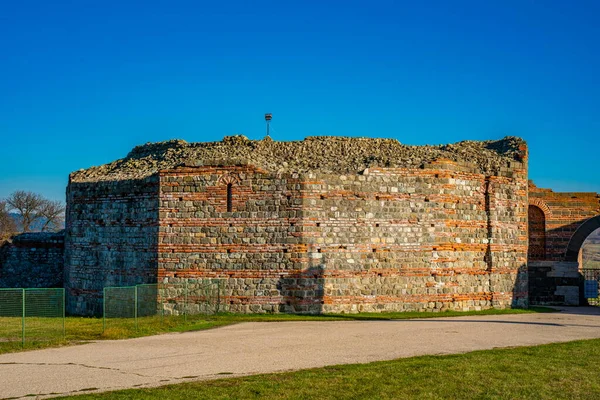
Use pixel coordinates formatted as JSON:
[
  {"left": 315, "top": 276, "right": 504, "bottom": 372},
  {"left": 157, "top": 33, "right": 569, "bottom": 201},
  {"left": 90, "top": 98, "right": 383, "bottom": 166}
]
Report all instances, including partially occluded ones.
[
  {"left": 565, "top": 215, "right": 600, "bottom": 262},
  {"left": 218, "top": 173, "right": 240, "bottom": 186},
  {"left": 528, "top": 204, "right": 547, "bottom": 261},
  {"left": 528, "top": 198, "right": 552, "bottom": 218}
]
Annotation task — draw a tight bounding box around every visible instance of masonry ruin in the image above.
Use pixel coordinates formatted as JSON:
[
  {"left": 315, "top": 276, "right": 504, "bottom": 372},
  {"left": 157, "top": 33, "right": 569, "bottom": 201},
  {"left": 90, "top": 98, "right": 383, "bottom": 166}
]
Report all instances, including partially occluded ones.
[
  {"left": 2, "top": 135, "right": 596, "bottom": 316},
  {"left": 64, "top": 135, "right": 532, "bottom": 315}
]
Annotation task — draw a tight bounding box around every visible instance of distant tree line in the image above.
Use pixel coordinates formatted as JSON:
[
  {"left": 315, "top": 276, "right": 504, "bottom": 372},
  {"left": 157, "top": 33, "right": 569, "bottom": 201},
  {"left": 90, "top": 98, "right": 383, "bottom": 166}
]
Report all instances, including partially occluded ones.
[{"left": 0, "top": 191, "right": 65, "bottom": 238}]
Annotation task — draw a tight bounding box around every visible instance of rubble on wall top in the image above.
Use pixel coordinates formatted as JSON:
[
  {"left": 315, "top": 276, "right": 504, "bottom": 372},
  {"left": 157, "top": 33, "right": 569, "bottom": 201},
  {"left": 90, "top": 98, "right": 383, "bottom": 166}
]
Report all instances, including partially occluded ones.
[{"left": 70, "top": 135, "right": 527, "bottom": 182}]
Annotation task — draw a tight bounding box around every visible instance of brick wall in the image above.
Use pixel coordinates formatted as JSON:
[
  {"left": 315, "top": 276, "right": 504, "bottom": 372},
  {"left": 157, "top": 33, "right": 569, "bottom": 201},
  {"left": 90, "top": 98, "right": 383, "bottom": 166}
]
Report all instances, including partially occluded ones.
[
  {"left": 529, "top": 185, "right": 600, "bottom": 261},
  {"left": 528, "top": 184, "right": 600, "bottom": 305}
]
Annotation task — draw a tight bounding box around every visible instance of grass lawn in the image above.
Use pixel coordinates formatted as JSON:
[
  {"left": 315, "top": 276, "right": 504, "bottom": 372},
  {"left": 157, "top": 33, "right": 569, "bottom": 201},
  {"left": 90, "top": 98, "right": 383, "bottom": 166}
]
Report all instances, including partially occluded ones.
[
  {"left": 0, "top": 306, "right": 555, "bottom": 354},
  {"left": 60, "top": 338, "right": 600, "bottom": 400}
]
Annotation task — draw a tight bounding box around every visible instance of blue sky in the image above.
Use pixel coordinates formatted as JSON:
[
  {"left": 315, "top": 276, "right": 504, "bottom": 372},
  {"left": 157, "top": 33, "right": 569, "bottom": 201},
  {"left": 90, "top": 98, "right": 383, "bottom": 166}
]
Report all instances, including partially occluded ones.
[{"left": 1, "top": 0, "right": 599, "bottom": 202}]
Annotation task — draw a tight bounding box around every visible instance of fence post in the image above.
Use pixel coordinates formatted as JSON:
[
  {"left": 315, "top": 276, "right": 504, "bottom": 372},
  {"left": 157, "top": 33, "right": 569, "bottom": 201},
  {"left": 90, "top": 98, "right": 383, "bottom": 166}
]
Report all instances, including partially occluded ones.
[
  {"left": 159, "top": 282, "right": 163, "bottom": 325},
  {"left": 103, "top": 287, "right": 106, "bottom": 333},
  {"left": 184, "top": 280, "right": 188, "bottom": 324},
  {"left": 62, "top": 289, "right": 66, "bottom": 339},
  {"left": 216, "top": 280, "right": 221, "bottom": 314},
  {"left": 21, "top": 288, "right": 25, "bottom": 348},
  {"left": 134, "top": 285, "right": 138, "bottom": 332}
]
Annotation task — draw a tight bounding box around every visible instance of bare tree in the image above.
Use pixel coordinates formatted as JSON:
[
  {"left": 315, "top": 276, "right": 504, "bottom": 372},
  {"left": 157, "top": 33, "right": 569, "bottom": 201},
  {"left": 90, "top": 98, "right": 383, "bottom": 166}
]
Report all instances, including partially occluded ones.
[
  {"left": 7, "top": 191, "right": 46, "bottom": 232},
  {"left": 38, "top": 199, "right": 66, "bottom": 232},
  {"left": 0, "top": 200, "right": 16, "bottom": 238},
  {"left": 4, "top": 191, "right": 65, "bottom": 233}
]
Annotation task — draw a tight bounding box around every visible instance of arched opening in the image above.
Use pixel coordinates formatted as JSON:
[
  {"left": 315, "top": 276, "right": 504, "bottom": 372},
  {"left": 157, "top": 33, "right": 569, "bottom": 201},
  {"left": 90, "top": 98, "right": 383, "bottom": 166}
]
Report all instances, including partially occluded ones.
[
  {"left": 580, "top": 228, "right": 600, "bottom": 270},
  {"left": 578, "top": 226, "right": 600, "bottom": 305},
  {"left": 565, "top": 216, "right": 600, "bottom": 262},
  {"left": 565, "top": 216, "right": 600, "bottom": 306},
  {"left": 226, "top": 183, "right": 233, "bottom": 212},
  {"left": 218, "top": 173, "right": 239, "bottom": 214},
  {"left": 528, "top": 205, "right": 546, "bottom": 261}
]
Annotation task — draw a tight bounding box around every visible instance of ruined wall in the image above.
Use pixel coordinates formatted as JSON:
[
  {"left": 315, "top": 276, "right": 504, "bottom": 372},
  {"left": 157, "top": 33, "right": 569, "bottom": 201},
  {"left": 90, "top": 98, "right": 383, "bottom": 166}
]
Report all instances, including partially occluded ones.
[
  {"left": 64, "top": 135, "right": 530, "bottom": 315},
  {"left": 528, "top": 184, "right": 600, "bottom": 305},
  {"left": 0, "top": 232, "right": 64, "bottom": 288},
  {"left": 65, "top": 177, "right": 159, "bottom": 315},
  {"left": 155, "top": 156, "right": 527, "bottom": 314},
  {"left": 157, "top": 165, "right": 307, "bottom": 313},
  {"left": 302, "top": 159, "right": 528, "bottom": 313}
]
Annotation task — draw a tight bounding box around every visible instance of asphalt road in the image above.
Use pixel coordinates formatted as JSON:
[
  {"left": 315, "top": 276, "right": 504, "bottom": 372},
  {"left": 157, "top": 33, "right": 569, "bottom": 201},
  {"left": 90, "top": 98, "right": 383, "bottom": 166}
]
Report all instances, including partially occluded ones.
[{"left": 2, "top": 307, "right": 600, "bottom": 399}]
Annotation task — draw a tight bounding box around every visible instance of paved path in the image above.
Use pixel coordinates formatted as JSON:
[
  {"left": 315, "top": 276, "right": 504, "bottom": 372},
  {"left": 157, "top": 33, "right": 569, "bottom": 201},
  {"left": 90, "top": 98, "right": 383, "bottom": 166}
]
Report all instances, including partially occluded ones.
[{"left": 2, "top": 307, "right": 600, "bottom": 399}]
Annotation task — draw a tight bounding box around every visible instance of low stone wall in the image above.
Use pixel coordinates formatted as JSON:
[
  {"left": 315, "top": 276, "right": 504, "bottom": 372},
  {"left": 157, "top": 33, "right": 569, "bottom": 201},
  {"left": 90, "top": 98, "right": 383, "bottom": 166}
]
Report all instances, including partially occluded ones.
[
  {"left": 528, "top": 261, "right": 580, "bottom": 305},
  {"left": 0, "top": 232, "right": 65, "bottom": 288}
]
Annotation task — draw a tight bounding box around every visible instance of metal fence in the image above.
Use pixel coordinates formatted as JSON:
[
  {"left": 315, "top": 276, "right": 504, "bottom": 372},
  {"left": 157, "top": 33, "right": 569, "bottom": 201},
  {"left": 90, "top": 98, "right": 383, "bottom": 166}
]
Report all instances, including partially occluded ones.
[
  {"left": 103, "top": 280, "right": 223, "bottom": 333},
  {"left": 0, "top": 281, "right": 224, "bottom": 346},
  {"left": 0, "top": 288, "right": 65, "bottom": 347},
  {"left": 582, "top": 269, "right": 600, "bottom": 306}
]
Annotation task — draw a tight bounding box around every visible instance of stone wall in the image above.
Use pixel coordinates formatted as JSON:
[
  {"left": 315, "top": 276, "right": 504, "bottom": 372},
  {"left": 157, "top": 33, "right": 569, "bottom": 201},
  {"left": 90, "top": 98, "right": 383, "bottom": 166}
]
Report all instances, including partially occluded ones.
[
  {"left": 0, "top": 232, "right": 64, "bottom": 288},
  {"left": 528, "top": 261, "right": 580, "bottom": 305},
  {"left": 158, "top": 165, "right": 306, "bottom": 313},
  {"left": 300, "top": 160, "right": 528, "bottom": 313},
  {"left": 155, "top": 158, "right": 528, "bottom": 313},
  {"left": 65, "top": 136, "right": 530, "bottom": 315},
  {"left": 65, "top": 177, "right": 159, "bottom": 315}
]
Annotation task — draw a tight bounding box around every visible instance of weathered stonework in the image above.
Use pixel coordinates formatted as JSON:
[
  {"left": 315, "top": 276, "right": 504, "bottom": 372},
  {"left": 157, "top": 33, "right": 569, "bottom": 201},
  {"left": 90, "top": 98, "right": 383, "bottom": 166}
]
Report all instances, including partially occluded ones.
[
  {"left": 0, "top": 232, "right": 64, "bottom": 288},
  {"left": 64, "top": 178, "right": 159, "bottom": 315},
  {"left": 65, "top": 136, "right": 530, "bottom": 315}
]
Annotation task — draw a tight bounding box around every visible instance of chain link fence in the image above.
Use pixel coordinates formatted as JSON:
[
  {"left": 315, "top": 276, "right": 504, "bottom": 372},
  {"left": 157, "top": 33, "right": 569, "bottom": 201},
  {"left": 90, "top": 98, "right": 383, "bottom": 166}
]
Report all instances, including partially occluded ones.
[
  {"left": 0, "top": 280, "right": 224, "bottom": 345},
  {"left": 0, "top": 288, "right": 65, "bottom": 347},
  {"left": 103, "top": 280, "right": 224, "bottom": 333},
  {"left": 582, "top": 269, "right": 600, "bottom": 306}
]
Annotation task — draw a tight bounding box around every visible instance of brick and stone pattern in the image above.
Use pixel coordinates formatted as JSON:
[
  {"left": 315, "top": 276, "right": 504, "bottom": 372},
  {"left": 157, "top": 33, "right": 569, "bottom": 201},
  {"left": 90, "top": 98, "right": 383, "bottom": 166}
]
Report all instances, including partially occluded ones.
[
  {"left": 65, "top": 136, "right": 530, "bottom": 315},
  {"left": 298, "top": 161, "right": 529, "bottom": 313},
  {"left": 0, "top": 232, "right": 64, "bottom": 288},
  {"left": 157, "top": 165, "right": 306, "bottom": 313},
  {"left": 527, "top": 184, "right": 600, "bottom": 305}
]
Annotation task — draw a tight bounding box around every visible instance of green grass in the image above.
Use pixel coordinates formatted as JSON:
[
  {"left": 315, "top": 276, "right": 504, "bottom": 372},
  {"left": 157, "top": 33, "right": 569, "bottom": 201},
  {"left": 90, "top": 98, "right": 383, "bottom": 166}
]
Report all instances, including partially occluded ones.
[
  {"left": 0, "top": 306, "right": 555, "bottom": 354},
  {"left": 60, "top": 338, "right": 600, "bottom": 400},
  {"left": 583, "top": 260, "right": 600, "bottom": 269}
]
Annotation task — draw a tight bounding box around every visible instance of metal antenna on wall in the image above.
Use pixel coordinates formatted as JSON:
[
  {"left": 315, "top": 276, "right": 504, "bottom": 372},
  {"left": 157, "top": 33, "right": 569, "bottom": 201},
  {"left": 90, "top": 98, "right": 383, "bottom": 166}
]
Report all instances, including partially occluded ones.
[{"left": 265, "top": 113, "right": 272, "bottom": 138}]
